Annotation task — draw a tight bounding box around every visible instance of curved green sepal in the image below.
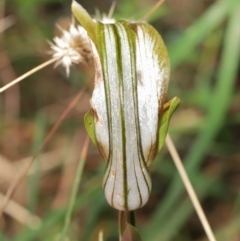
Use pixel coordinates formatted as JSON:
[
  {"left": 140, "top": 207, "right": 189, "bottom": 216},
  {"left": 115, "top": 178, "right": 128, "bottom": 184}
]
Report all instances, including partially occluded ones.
[
  {"left": 158, "top": 96, "right": 180, "bottom": 152},
  {"left": 84, "top": 110, "right": 97, "bottom": 145},
  {"left": 71, "top": 1, "right": 96, "bottom": 43},
  {"left": 122, "top": 223, "right": 143, "bottom": 241}
]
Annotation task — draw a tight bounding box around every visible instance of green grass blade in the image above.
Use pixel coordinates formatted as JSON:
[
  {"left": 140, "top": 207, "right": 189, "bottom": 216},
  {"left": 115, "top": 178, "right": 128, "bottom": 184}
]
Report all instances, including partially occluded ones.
[
  {"left": 81, "top": 197, "right": 107, "bottom": 241},
  {"left": 145, "top": 0, "right": 240, "bottom": 238},
  {"left": 16, "top": 178, "right": 102, "bottom": 241},
  {"left": 58, "top": 137, "right": 89, "bottom": 241},
  {"left": 169, "top": 0, "right": 239, "bottom": 69},
  {"left": 143, "top": 173, "right": 216, "bottom": 240}
]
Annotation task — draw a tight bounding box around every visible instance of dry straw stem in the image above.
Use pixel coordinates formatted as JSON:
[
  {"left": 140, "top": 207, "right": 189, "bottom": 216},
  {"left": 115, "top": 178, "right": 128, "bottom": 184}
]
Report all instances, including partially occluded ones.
[
  {"left": 107, "top": 1, "right": 117, "bottom": 18},
  {"left": 166, "top": 134, "right": 217, "bottom": 241},
  {"left": 0, "top": 0, "right": 15, "bottom": 33},
  {"left": 0, "top": 87, "right": 86, "bottom": 218},
  {"left": 0, "top": 16, "right": 14, "bottom": 32},
  {"left": 98, "top": 230, "right": 104, "bottom": 241},
  {"left": 0, "top": 149, "right": 69, "bottom": 184},
  {"left": 0, "top": 192, "right": 41, "bottom": 229},
  {"left": 52, "top": 131, "right": 86, "bottom": 208},
  {"left": 0, "top": 154, "right": 15, "bottom": 182},
  {"left": 0, "top": 57, "right": 59, "bottom": 93},
  {"left": 0, "top": 16, "right": 15, "bottom": 33},
  {"left": 58, "top": 136, "right": 89, "bottom": 241},
  {"left": 142, "top": 0, "right": 165, "bottom": 21}
]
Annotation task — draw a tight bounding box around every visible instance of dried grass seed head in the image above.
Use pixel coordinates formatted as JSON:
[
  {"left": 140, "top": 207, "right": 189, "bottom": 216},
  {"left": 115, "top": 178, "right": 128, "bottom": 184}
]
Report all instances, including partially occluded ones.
[{"left": 49, "top": 24, "right": 92, "bottom": 76}]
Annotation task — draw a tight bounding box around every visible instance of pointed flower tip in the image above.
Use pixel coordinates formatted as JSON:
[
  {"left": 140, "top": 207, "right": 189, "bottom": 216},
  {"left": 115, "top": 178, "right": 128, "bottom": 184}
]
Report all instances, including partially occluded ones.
[
  {"left": 71, "top": 0, "right": 79, "bottom": 12},
  {"left": 71, "top": 1, "right": 97, "bottom": 43},
  {"left": 71, "top": 0, "right": 89, "bottom": 23}
]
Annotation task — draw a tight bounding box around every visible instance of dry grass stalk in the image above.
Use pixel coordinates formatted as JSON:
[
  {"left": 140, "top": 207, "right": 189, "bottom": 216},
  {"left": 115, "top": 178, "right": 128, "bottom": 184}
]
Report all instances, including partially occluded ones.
[
  {"left": 0, "top": 192, "right": 41, "bottom": 229},
  {"left": 166, "top": 134, "right": 217, "bottom": 241}
]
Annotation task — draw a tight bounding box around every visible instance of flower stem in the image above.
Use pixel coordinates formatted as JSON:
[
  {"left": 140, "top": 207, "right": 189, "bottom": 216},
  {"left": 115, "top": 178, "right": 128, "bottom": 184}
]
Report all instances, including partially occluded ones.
[{"left": 0, "top": 57, "right": 59, "bottom": 93}]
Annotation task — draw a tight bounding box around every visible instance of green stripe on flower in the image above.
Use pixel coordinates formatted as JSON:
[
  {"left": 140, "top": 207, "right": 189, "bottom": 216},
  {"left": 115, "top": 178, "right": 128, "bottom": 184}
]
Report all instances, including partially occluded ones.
[{"left": 72, "top": 1, "right": 170, "bottom": 211}]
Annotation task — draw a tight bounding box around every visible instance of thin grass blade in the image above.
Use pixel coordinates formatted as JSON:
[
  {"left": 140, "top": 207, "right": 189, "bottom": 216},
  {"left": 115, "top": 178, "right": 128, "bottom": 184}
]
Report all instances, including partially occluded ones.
[
  {"left": 58, "top": 136, "right": 89, "bottom": 241},
  {"left": 145, "top": 0, "right": 240, "bottom": 238}
]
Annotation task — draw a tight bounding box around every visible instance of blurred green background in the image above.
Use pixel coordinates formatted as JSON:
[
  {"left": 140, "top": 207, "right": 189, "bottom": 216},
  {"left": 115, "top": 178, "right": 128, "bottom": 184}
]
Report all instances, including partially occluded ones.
[{"left": 0, "top": 0, "right": 240, "bottom": 240}]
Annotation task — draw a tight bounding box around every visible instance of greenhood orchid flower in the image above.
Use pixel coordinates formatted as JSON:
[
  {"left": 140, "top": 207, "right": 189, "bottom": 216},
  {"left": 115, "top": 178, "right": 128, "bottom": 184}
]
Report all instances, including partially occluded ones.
[{"left": 72, "top": 1, "right": 180, "bottom": 211}]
